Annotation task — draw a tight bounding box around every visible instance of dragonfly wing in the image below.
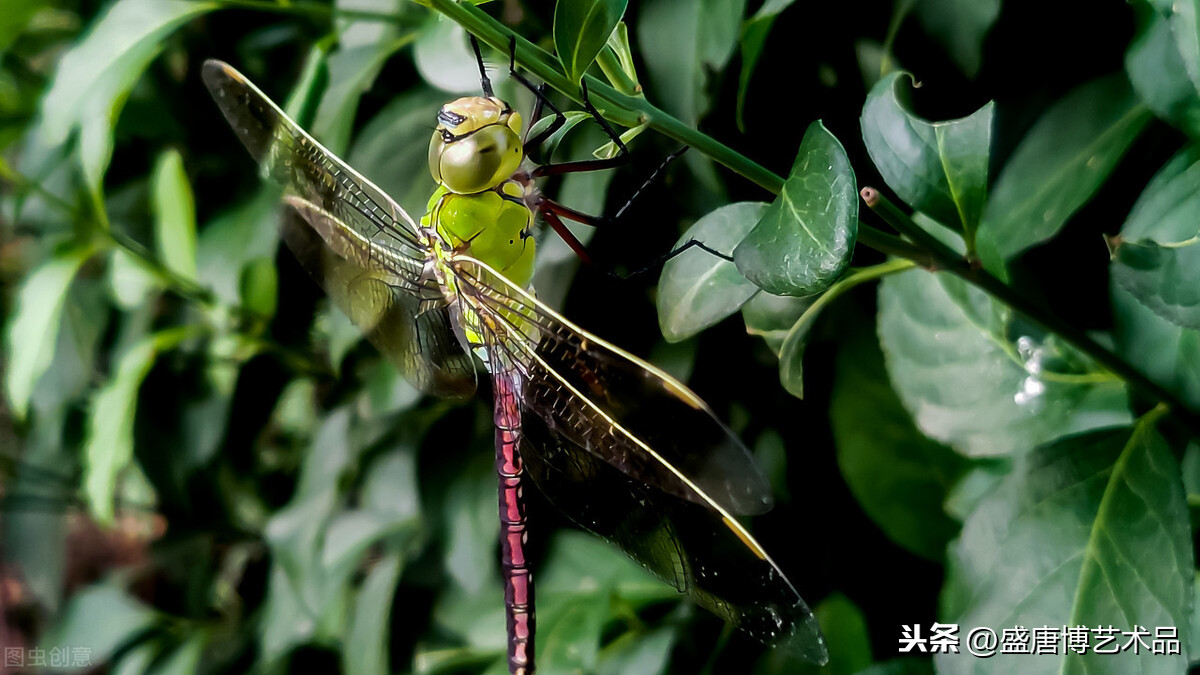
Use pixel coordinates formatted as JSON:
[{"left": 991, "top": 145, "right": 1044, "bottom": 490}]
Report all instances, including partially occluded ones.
[
  {"left": 283, "top": 198, "right": 477, "bottom": 399},
  {"left": 453, "top": 257, "right": 773, "bottom": 516},
  {"left": 517, "top": 406, "right": 827, "bottom": 664},
  {"left": 203, "top": 60, "right": 475, "bottom": 398},
  {"left": 201, "top": 60, "right": 428, "bottom": 268}
]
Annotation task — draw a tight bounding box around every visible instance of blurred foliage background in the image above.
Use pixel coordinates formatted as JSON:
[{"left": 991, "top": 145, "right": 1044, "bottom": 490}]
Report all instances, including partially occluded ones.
[{"left": 2, "top": 0, "right": 1200, "bottom": 674}]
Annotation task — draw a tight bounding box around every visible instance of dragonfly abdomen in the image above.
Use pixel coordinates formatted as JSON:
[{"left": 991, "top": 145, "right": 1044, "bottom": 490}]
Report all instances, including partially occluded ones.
[{"left": 493, "top": 369, "right": 535, "bottom": 675}]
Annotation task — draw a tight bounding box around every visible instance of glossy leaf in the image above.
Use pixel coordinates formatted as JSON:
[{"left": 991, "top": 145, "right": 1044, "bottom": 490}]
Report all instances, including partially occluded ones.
[
  {"left": 657, "top": 201, "right": 765, "bottom": 342},
  {"left": 21, "top": 0, "right": 216, "bottom": 196},
  {"left": 861, "top": 72, "right": 993, "bottom": 241},
  {"left": 877, "top": 268, "right": 1131, "bottom": 456},
  {"left": 554, "top": 0, "right": 628, "bottom": 83},
  {"left": 831, "top": 328, "right": 969, "bottom": 560},
  {"left": 1112, "top": 146, "right": 1200, "bottom": 409},
  {"left": 639, "top": 0, "right": 744, "bottom": 125},
  {"left": 735, "top": 121, "right": 857, "bottom": 296},
  {"left": 975, "top": 75, "right": 1152, "bottom": 264},
  {"left": 911, "top": 0, "right": 999, "bottom": 77},
  {"left": 84, "top": 327, "right": 191, "bottom": 524},
  {"left": 4, "top": 246, "right": 93, "bottom": 420},
  {"left": 938, "top": 421, "right": 1192, "bottom": 674},
  {"left": 1127, "top": 8, "right": 1200, "bottom": 138},
  {"left": 1110, "top": 236, "right": 1200, "bottom": 330},
  {"left": 151, "top": 149, "right": 197, "bottom": 281}
]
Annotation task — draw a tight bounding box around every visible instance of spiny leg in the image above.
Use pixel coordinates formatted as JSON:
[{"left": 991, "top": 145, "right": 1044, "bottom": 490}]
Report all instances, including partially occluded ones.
[{"left": 469, "top": 35, "right": 494, "bottom": 97}]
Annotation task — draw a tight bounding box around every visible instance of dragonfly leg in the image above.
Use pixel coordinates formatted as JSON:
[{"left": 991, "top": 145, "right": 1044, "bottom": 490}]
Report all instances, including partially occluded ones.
[
  {"left": 469, "top": 36, "right": 495, "bottom": 98},
  {"left": 608, "top": 237, "right": 734, "bottom": 281},
  {"left": 493, "top": 370, "right": 536, "bottom": 675}
]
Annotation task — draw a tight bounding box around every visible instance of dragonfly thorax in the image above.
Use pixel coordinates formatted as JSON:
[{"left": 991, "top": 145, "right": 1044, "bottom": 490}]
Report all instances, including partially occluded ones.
[{"left": 429, "top": 96, "right": 524, "bottom": 195}]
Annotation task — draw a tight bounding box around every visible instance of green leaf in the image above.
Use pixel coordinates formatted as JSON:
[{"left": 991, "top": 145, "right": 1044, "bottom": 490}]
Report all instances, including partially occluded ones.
[
  {"left": 857, "top": 659, "right": 935, "bottom": 675},
  {"left": 734, "top": 121, "right": 858, "bottom": 296},
  {"left": 1146, "top": 0, "right": 1200, "bottom": 95},
  {"left": 975, "top": 74, "right": 1152, "bottom": 265},
  {"left": 344, "top": 554, "right": 404, "bottom": 675},
  {"left": 938, "top": 419, "right": 1193, "bottom": 674},
  {"left": 596, "top": 626, "right": 676, "bottom": 675},
  {"left": 911, "top": 0, "right": 1000, "bottom": 77},
  {"left": 43, "top": 583, "right": 158, "bottom": 671},
  {"left": 1112, "top": 146, "right": 1200, "bottom": 409},
  {"left": 639, "top": 0, "right": 744, "bottom": 125},
  {"left": 0, "top": 0, "right": 40, "bottom": 55},
  {"left": 861, "top": 72, "right": 993, "bottom": 242},
  {"left": 21, "top": 0, "right": 216, "bottom": 197},
  {"left": 657, "top": 201, "right": 765, "bottom": 342},
  {"left": 877, "top": 268, "right": 1131, "bottom": 456},
  {"left": 84, "top": 327, "right": 191, "bottom": 524},
  {"left": 313, "top": 0, "right": 410, "bottom": 154},
  {"left": 554, "top": 0, "right": 629, "bottom": 84},
  {"left": 813, "top": 593, "right": 872, "bottom": 675},
  {"left": 196, "top": 192, "right": 280, "bottom": 305},
  {"left": 107, "top": 248, "right": 159, "bottom": 310},
  {"left": 151, "top": 149, "right": 197, "bottom": 281},
  {"left": 831, "top": 327, "right": 969, "bottom": 560},
  {"left": 1127, "top": 8, "right": 1200, "bottom": 139},
  {"left": 735, "top": 0, "right": 796, "bottom": 131},
  {"left": 741, "top": 290, "right": 815, "bottom": 355},
  {"left": 415, "top": 19, "right": 490, "bottom": 94},
  {"left": 1110, "top": 235, "right": 1200, "bottom": 330},
  {"left": 4, "top": 245, "right": 93, "bottom": 420},
  {"left": 239, "top": 257, "right": 278, "bottom": 319}
]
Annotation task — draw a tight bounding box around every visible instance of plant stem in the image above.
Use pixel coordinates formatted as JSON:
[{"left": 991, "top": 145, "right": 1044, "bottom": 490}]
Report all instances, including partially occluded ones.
[
  {"left": 430, "top": 1, "right": 1200, "bottom": 436},
  {"left": 862, "top": 187, "right": 1200, "bottom": 436}
]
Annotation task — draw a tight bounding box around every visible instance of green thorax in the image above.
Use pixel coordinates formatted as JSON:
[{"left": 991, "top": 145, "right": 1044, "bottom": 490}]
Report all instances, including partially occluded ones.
[{"left": 422, "top": 181, "right": 536, "bottom": 289}]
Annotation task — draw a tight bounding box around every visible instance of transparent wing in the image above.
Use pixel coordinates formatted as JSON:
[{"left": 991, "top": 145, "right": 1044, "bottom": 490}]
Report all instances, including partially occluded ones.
[
  {"left": 515, "top": 388, "right": 827, "bottom": 664},
  {"left": 201, "top": 59, "right": 428, "bottom": 281},
  {"left": 454, "top": 257, "right": 774, "bottom": 516},
  {"left": 283, "top": 198, "right": 476, "bottom": 399}
]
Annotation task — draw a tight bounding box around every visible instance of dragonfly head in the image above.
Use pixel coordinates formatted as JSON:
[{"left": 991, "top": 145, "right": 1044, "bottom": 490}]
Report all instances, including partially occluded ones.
[{"left": 429, "top": 96, "right": 524, "bottom": 195}]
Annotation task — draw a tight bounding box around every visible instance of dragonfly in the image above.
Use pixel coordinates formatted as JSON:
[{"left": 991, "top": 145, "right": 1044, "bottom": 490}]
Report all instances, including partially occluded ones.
[{"left": 202, "top": 42, "right": 827, "bottom": 673}]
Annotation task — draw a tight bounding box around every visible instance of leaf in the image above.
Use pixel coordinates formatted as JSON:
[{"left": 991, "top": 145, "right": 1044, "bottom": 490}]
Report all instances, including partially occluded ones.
[
  {"left": 554, "top": 0, "right": 629, "bottom": 84},
  {"left": 4, "top": 245, "right": 93, "bottom": 420},
  {"left": 975, "top": 74, "right": 1152, "bottom": 265},
  {"left": 151, "top": 149, "right": 197, "bottom": 281},
  {"left": 1110, "top": 235, "right": 1200, "bottom": 330},
  {"left": 831, "top": 327, "right": 970, "bottom": 560},
  {"left": 656, "top": 201, "right": 765, "bottom": 342},
  {"left": 596, "top": 626, "right": 676, "bottom": 675},
  {"left": 877, "top": 268, "right": 1131, "bottom": 456},
  {"left": 741, "top": 290, "right": 815, "bottom": 355},
  {"left": 107, "top": 248, "right": 159, "bottom": 310},
  {"left": 84, "top": 327, "right": 191, "bottom": 524},
  {"left": 1127, "top": 8, "right": 1200, "bottom": 139},
  {"left": 736, "top": 0, "right": 796, "bottom": 131},
  {"left": 937, "top": 420, "right": 1193, "bottom": 674},
  {"left": 734, "top": 121, "right": 858, "bottom": 296},
  {"left": 861, "top": 72, "right": 993, "bottom": 242},
  {"left": 313, "top": 0, "right": 410, "bottom": 154},
  {"left": 1112, "top": 146, "right": 1200, "bottom": 409},
  {"left": 344, "top": 554, "right": 403, "bottom": 675},
  {"left": 911, "top": 0, "right": 1000, "bottom": 77},
  {"left": 638, "top": 0, "right": 744, "bottom": 125},
  {"left": 21, "top": 0, "right": 216, "bottom": 197},
  {"left": 813, "top": 594, "right": 872, "bottom": 675},
  {"left": 415, "top": 20, "right": 491, "bottom": 94},
  {"left": 1146, "top": 0, "right": 1200, "bottom": 95},
  {"left": 0, "top": 0, "right": 40, "bottom": 55},
  {"left": 196, "top": 192, "right": 280, "bottom": 305},
  {"left": 43, "top": 583, "right": 158, "bottom": 670}
]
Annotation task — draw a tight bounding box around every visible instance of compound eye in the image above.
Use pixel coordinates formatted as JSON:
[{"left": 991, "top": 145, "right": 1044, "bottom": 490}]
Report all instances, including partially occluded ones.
[{"left": 432, "top": 125, "right": 523, "bottom": 194}]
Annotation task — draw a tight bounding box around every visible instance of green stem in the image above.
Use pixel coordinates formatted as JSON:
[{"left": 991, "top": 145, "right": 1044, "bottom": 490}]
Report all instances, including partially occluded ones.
[
  {"left": 863, "top": 187, "right": 1200, "bottom": 436},
  {"left": 785, "top": 258, "right": 917, "bottom": 348}
]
